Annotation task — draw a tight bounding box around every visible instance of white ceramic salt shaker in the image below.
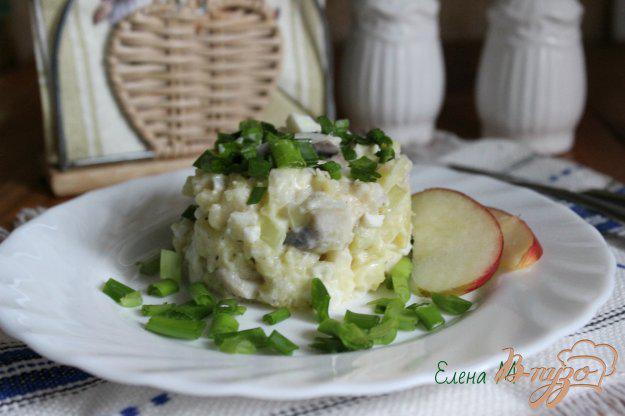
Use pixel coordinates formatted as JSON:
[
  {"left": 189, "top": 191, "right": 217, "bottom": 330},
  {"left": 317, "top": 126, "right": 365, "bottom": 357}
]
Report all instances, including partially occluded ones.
[
  {"left": 476, "top": 0, "right": 586, "bottom": 155},
  {"left": 339, "top": 0, "right": 444, "bottom": 145}
]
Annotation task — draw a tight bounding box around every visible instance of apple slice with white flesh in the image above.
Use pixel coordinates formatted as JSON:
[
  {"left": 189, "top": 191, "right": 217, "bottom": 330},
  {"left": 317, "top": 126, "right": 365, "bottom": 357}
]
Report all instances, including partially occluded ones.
[
  {"left": 488, "top": 207, "right": 543, "bottom": 272},
  {"left": 411, "top": 188, "right": 503, "bottom": 295}
]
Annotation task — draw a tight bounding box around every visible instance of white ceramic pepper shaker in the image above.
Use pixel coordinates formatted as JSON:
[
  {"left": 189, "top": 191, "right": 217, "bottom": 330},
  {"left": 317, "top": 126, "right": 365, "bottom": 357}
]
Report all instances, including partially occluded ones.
[
  {"left": 339, "top": 0, "right": 444, "bottom": 145},
  {"left": 476, "top": 0, "right": 586, "bottom": 155}
]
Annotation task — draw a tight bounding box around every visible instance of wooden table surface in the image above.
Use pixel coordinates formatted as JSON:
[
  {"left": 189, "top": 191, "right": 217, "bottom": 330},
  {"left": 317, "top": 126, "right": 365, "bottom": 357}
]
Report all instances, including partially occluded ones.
[{"left": 1, "top": 43, "right": 624, "bottom": 230}]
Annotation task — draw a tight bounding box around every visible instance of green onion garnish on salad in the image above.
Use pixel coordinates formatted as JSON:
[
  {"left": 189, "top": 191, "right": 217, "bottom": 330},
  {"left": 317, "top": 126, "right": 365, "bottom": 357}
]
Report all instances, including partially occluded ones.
[
  {"left": 317, "top": 318, "right": 341, "bottom": 337},
  {"left": 389, "top": 257, "right": 412, "bottom": 302},
  {"left": 191, "top": 117, "right": 395, "bottom": 187},
  {"left": 247, "top": 186, "right": 267, "bottom": 205},
  {"left": 349, "top": 156, "right": 382, "bottom": 183},
  {"left": 214, "top": 328, "right": 268, "bottom": 348},
  {"left": 270, "top": 138, "right": 306, "bottom": 169},
  {"left": 296, "top": 140, "right": 319, "bottom": 166},
  {"left": 160, "top": 249, "right": 182, "bottom": 282},
  {"left": 319, "top": 161, "right": 342, "bottom": 180},
  {"left": 268, "top": 330, "right": 299, "bottom": 355},
  {"left": 262, "top": 307, "right": 291, "bottom": 325},
  {"left": 188, "top": 282, "right": 216, "bottom": 308},
  {"left": 336, "top": 322, "right": 373, "bottom": 351},
  {"left": 145, "top": 316, "right": 205, "bottom": 340},
  {"left": 413, "top": 303, "right": 445, "bottom": 331},
  {"left": 431, "top": 293, "right": 473, "bottom": 315},
  {"left": 219, "top": 336, "right": 256, "bottom": 354},
  {"left": 168, "top": 302, "right": 212, "bottom": 320},
  {"left": 310, "top": 336, "right": 346, "bottom": 353},
  {"left": 102, "top": 278, "right": 142, "bottom": 307},
  {"left": 311, "top": 278, "right": 330, "bottom": 323},
  {"left": 344, "top": 310, "right": 380, "bottom": 330},
  {"left": 368, "top": 317, "right": 399, "bottom": 345},
  {"left": 367, "top": 297, "right": 396, "bottom": 314},
  {"left": 147, "top": 278, "right": 179, "bottom": 297},
  {"left": 247, "top": 157, "right": 271, "bottom": 179},
  {"left": 215, "top": 299, "right": 246, "bottom": 315},
  {"left": 208, "top": 313, "right": 239, "bottom": 339},
  {"left": 141, "top": 303, "right": 174, "bottom": 316},
  {"left": 317, "top": 319, "right": 372, "bottom": 351},
  {"left": 119, "top": 291, "right": 142, "bottom": 308}
]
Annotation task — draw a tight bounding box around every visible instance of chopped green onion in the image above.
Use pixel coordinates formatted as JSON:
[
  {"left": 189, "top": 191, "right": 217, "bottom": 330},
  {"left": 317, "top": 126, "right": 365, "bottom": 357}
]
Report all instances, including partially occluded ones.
[
  {"left": 160, "top": 249, "right": 182, "bottom": 282},
  {"left": 405, "top": 302, "right": 430, "bottom": 313},
  {"left": 247, "top": 157, "right": 271, "bottom": 179},
  {"left": 102, "top": 278, "right": 142, "bottom": 307},
  {"left": 270, "top": 139, "right": 306, "bottom": 168},
  {"left": 268, "top": 330, "right": 299, "bottom": 355},
  {"left": 168, "top": 302, "right": 212, "bottom": 320},
  {"left": 262, "top": 307, "right": 291, "bottom": 325},
  {"left": 141, "top": 303, "right": 174, "bottom": 316},
  {"left": 432, "top": 294, "right": 473, "bottom": 315},
  {"left": 344, "top": 310, "right": 380, "bottom": 330},
  {"left": 317, "top": 320, "right": 372, "bottom": 351},
  {"left": 188, "top": 282, "right": 216, "bottom": 308},
  {"left": 296, "top": 140, "right": 319, "bottom": 166},
  {"left": 145, "top": 316, "right": 205, "bottom": 340},
  {"left": 193, "top": 149, "right": 213, "bottom": 171},
  {"left": 396, "top": 310, "right": 419, "bottom": 331},
  {"left": 390, "top": 257, "right": 413, "bottom": 302},
  {"left": 319, "top": 161, "right": 342, "bottom": 180},
  {"left": 349, "top": 156, "right": 381, "bottom": 182},
  {"left": 147, "top": 279, "right": 179, "bottom": 297},
  {"left": 311, "top": 278, "right": 330, "bottom": 323},
  {"left": 368, "top": 317, "right": 399, "bottom": 345},
  {"left": 181, "top": 204, "right": 198, "bottom": 221},
  {"left": 413, "top": 304, "right": 445, "bottom": 331},
  {"left": 214, "top": 327, "right": 268, "bottom": 348},
  {"left": 376, "top": 146, "right": 395, "bottom": 163},
  {"left": 316, "top": 116, "right": 334, "bottom": 134},
  {"left": 119, "top": 291, "right": 143, "bottom": 308},
  {"left": 241, "top": 144, "right": 258, "bottom": 160},
  {"left": 337, "top": 322, "right": 373, "bottom": 351},
  {"left": 215, "top": 299, "right": 246, "bottom": 316},
  {"left": 380, "top": 299, "right": 420, "bottom": 331},
  {"left": 340, "top": 143, "right": 357, "bottom": 161},
  {"left": 382, "top": 298, "right": 406, "bottom": 318},
  {"left": 367, "top": 297, "right": 396, "bottom": 314},
  {"left": 215, "top": 132, "right": 237, "bottom": 145},
  {"left": 317, "top": 318, "right": 341, "bottom": 337},
  {"left": 239, "top": 119, "right": 264, "bottom": 142},
  {"left": 217, "top": 142, "right": 239, "bottom": 161},
  {"left": 334, "top": 119, "right": 349, "bottom": 132},
  {"left": 138, "top": 253, "right": 160, "bottom": 276},
  {"left": 219, "top": 336, "right": 256, "bottom": 354},
  {"left": 208, "top": 313, "right": 239, "bottom": 339},
  {"left": 247, "top": 186, "right": 267, "bottom": 205},
  {"left": 310, "top": 336, "right": 346, "bottom": 353}
]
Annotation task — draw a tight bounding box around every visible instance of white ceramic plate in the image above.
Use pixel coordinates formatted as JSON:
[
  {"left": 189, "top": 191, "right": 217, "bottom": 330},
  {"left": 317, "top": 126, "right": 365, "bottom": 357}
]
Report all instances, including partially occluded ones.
[{"left": 0, "top": 166, "right": 615, "bottom": 399}]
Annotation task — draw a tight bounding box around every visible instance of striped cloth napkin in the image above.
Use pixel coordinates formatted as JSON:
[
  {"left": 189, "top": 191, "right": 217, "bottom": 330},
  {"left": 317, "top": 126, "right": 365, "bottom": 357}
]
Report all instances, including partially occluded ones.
[{"left": 1, "top": 134, "right": 624, "bottom": 415}]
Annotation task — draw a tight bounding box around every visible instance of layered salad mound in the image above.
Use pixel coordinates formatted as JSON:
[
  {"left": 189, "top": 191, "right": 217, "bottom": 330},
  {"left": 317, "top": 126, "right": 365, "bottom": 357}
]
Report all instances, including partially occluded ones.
[{"left": 172, "top": 114, "right": 412, "bottom": 308}]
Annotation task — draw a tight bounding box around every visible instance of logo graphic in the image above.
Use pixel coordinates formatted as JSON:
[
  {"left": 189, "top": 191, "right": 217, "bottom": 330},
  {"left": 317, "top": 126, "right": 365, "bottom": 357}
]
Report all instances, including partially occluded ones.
[{"left": 495, "top": 339, "right": 618, "bottom": 409}]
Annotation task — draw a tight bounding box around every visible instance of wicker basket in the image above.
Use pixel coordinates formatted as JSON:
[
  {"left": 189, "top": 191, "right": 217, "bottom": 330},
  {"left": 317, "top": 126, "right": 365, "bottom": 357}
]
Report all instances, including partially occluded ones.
[{"left": 107, "top": 0, "right": 282, "bottom": 158}]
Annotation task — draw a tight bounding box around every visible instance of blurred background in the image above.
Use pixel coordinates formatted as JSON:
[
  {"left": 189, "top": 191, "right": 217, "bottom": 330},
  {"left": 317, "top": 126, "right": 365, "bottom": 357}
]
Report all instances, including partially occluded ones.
[{"left": 0, "top": 0, "right": 624, "bottom": 228}]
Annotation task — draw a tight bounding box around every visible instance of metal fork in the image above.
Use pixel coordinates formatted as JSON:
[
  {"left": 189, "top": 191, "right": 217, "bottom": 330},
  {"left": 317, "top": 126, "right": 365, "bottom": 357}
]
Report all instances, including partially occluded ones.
[{"left": 446, "top": 164, "right": 625, "bottom": 225}]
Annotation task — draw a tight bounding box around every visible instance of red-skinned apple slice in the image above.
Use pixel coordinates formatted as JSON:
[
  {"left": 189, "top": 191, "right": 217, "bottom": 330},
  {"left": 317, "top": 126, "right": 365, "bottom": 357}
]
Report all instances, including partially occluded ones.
[
  {"left": 488, "top": 207, "right": 543, "bottom": 272},
  {"left": 411, "top": 188, "right": 503, "bottom": 295}
]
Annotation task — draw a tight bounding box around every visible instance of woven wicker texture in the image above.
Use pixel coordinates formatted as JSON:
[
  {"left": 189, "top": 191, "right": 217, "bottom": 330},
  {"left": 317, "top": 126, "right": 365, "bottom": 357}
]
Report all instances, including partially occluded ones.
[{"left": 107, "top": 0, "right": 282, "bottom": 158}]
